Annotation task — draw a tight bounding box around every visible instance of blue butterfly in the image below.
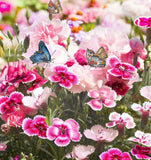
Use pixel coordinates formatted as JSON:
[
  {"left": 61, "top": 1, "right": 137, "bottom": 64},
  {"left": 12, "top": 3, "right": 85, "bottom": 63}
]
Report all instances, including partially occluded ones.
[{"left": 30, "top": 41, "right": 51, "bottom": 64}]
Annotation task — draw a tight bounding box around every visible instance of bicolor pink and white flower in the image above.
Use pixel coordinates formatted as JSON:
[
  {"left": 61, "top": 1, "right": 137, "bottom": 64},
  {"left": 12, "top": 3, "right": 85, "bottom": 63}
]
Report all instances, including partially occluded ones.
[
  {"left": 106, "top": 112, "right": 136, "bottom": 134},
  {"left": 48, "top": 65, "right": 79, "bottom": 89},
  {"left": 84, "top": 125, "right": 118, "bottom": 142},
  {"left": 22, "top": 115, "right": 48, "bottom": 139},
  {"left": 99, "top": 148, "right": 132, "bottom": 160},
  {"left": 46, "top": 118, "right": 82, "bottom": 147},
  {"left": 131, "top": 145, "right": 151, "bottom": 159},
  {"left": 128, "top": 131, "right": 151, "bottom": 146},
  {"left": 131, "top": 102, "right": 151, "bottom": 127},
  {"left": 87, "top": 86, "right": 117, "bottom": 111},
  {"left": 66, "top": 145, "right": 95, "bottom": 160},
  {"left": 135, "top": 16, "right": 151, "bottom": 28},
  {"left": 108, "top": 56, "right": 136, "bottom": 80}
]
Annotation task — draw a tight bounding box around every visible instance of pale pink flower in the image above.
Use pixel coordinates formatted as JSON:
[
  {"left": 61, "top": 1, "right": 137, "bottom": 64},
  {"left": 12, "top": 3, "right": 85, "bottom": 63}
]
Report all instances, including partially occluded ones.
[
  {"left": 101, "top": 14, "right": 131, "bottom": 34},
  {"left": 66, "top": 145, "right": 95, "bottom": 160},
  {"left": 0, "top": 143, "right": 7, "bottom": 151},
  {"left": 84, "top": 125, "right": 118, "bottom": 142},
  {"left": 108, "top": 56, "right": 136, "bottom": 80},
  {"left": 122, "top": 0, "right": 151, "bottom": 19},
  {"left": 22, "top": 87, "right": 56, "bottom": 110},
  {"left": 140, "top": 86, "right": 151, "bottom": 101},
  {"left": 21, "top": 18, "right": 70, "bottom": 48},
  {"left": 67, "top": 63, "right": 107, "bottom": 93},
  {"left": 99, "top": 148, "right": 132, "bottom": 160},
  {"left": 131, "top": 102, "right": 151, "bottom": 127},
  {"left": 128, "top": 130, "right": 151, "bottom": 146},
  {"left": 46, "top": 118, "right": 82, "bottom": 146},
  {"left": 22, "top": 115, "right": 48, "bottom": 139},
  {"left": 48, "top": 65, "right": 79, "bottom": 89},
  {"left": 106, "top": 112, "right": 136, "bottom": 132},
  {"left": 87, "top": 86, "right": 117, "bottom": 111}
]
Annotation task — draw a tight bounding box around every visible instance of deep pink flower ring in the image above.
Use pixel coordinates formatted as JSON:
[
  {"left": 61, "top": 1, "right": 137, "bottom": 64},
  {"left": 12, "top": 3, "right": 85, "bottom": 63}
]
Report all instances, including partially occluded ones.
[
  {"left": 99, "top": 148, "right": 132, "bottom": 160},
  {"left": 22, "top": 115, "right": 48, "bottom": 139},
  {"left": 135, "top": 17, "right": 151, "bottom": 28},
  {"left": 0, "top": 92, "right": 24, "bottom": 115},
  {"left": 47, "top": 118, "right": 81, "bottom": 146},
  {"left": 108, "top": 56, "right": 136, "bottom": 80},
  {"left": 49, "top": 66, "right": 79, "bottom": 89}
]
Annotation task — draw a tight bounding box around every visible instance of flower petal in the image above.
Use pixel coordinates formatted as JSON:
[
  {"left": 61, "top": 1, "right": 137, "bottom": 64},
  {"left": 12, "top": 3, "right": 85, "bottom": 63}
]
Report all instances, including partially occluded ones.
[
  {"left": 54, "top": 135, "right": 70, "bottom": 146},
  {"left": 108, "top": 56, "right": 121, "bottom": 67},
  {"left": 87, "top": 99, "right": 102, "bottom": 111},
  {"left": 47, "top": 126, "right": 60, "bottom": 140}
]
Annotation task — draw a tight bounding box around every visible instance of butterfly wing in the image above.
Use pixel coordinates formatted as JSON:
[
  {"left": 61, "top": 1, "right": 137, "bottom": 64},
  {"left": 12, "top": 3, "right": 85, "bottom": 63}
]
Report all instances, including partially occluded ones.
[
  {"left": 94, "top": 47, "right": 108, "bottom": 60},
  {"left": 48, "top": 0, "right": 62, "bottom": 14},
  {"left": 86, "top": 48, "right": 106, "bottom": 67},
  {"left": 87, "top": 55, "right": 106, "bottom": 67},
  {"left": 30, "top": 51, "right": 46, "bottom": 64},
  {"left": 38, "top": 41, "right": 51, "bottom": 62},
  {"left": 30, "top": 41, "right": 51, "bottom": 64}
]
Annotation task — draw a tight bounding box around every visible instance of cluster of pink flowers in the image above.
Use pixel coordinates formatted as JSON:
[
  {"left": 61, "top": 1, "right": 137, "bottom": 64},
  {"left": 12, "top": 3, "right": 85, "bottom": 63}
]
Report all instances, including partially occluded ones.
[{"left": 22, "top": 116, "right": 81, "bottom": 146}]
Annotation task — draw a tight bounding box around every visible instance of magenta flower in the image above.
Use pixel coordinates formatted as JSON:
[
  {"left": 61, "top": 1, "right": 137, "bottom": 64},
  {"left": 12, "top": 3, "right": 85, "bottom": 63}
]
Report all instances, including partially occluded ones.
[
  {"left": 74, "top": 49, "right": 88, "bottom": 66},
  {"left": 66, "top": 145, "right": 95, "bottom": 160},
  {"left": 49, "top": 66, "right": 79, "bottom": 89},
  {"left": 106, "top": 112, "right": 136, "bottom": 135},
  {"left": 46, "top": 118, "right": 82, "bottom": 147},
  {"left": 84, "top": 125, "right": 118, "bottom": 142},
  {"left": 108, "top": 56, "right": 136, "bottom": 80},
  {"left": 0, "top": 2, "right": 11, "bottom": 13},
  {"left": 0, "top": 62, "right": 47, "bottom": 95},
  {"left": 131, "top": 145, "right": 151, "bottom": 159},
  {"left": 22, "top": 115, "right": 48, "bottom": 139},
  {"left": 0, "top": 92, "right": 23, "bottom": 115},
  {"left": 99, "top": 148, "right": 132, "bottom": 160},
  {"left": 87, "top": 87, "right": 117, "bottom": 111},
  {"left": 140, "top": 86, "right": 151, "bottom": 101},
  {"left": 128, "top": 131, "right": 151, "bottom": 146},
  {"left": 0, "top": 143, "right": 7, "bottom": 151},
  {"left": 135, "top": 17, "right": 151, "bottom": 28}
]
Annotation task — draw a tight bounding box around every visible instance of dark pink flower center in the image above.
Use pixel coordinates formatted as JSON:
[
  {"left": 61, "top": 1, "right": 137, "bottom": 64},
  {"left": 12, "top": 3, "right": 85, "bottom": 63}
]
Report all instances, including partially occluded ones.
[{"left": 60, "top": 125, "right": 68, "bottom": 135}]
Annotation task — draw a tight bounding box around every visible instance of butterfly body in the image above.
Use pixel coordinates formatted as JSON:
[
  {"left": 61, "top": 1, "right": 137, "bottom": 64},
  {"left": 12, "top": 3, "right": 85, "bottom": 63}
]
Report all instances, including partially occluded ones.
[
  {"left": 30, "top": 41, "right": 51, "bottom": 64},
  {"left": 86, "top": 47, "right": 107, "bottom": 68},
  {"left": 48, "top": 0, "right": 62, "bottom": 14}
]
